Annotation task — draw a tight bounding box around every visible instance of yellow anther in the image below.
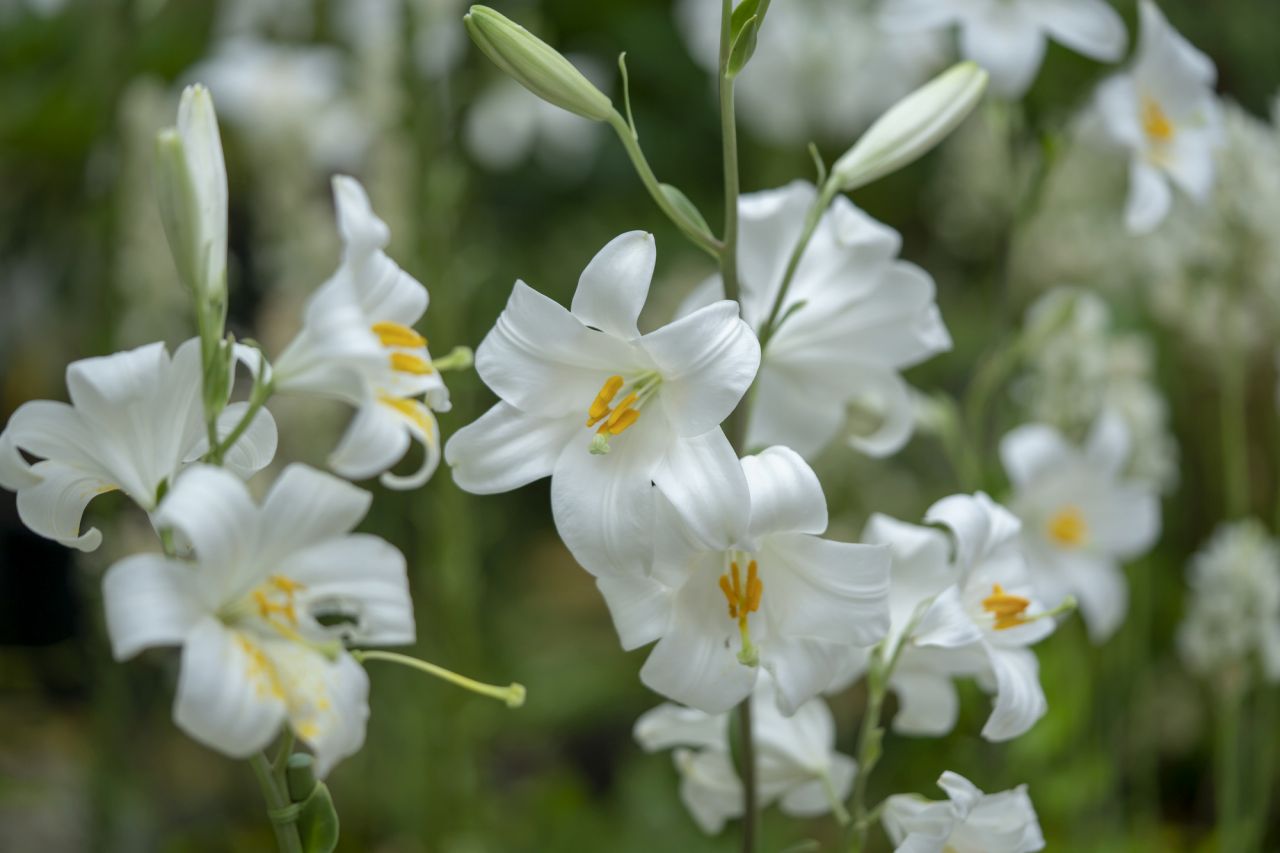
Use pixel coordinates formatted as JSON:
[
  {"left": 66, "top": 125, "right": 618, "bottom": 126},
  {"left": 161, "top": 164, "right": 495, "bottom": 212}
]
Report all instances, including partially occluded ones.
[
  {"left": 586, "top": 375, "right": 625, "bottom": 426},
  {"left": 982, "top": 584, "right": 1031, "bottom": 631},
  {"left": 719, "top": 574, "right": 738, "bottom": 619},
  {"left": 271, "top": 575, "right": 305, "bottom": 594},
  {"left": 1046, "top": 505, "right": 1088, "bottom": 549},
  {"left": 380, "top": 395, "right": 436, "bottom": 437},
  {"left": 719, "top": 559, "right": 763, "bottom": 665},
  {"left": 1141, "top": 96, "right": 1175, "bottom": 144},
  {"left": 598, "top": 392, "right": 640, "bottom": 436},
  {"left": 372, "top": 321, "right": 427, "bottom": 348},
  {"left": 390, "top": 352, "right": 435, "bottom": 375}
]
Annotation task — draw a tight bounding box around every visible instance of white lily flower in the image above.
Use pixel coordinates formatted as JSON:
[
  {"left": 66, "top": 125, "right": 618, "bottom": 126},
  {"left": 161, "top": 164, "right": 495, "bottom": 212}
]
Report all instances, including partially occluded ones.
[
  {"left": 1094, "top": 0, "right": 1221, "bottom": 233},
  {"left": 102, "top": 464, "right": 414, "bottom": 777},
  {"left": 882, "top": 771, "right": 1045, "bottom": 853},
  {"left": 634, "top": 671, "right": 856, "bottom": 835},
  {"left": 1001, "top": 412, "right": 1161, "bottom": 643},
  {"left": 882, "top": 0, "right": 1126, "bottom": 98},
  {"left": 445, "top": 231, "right": 760, "bottom": 576},
  {"left": 681, "top": 181, "right": 950, "bottom": 459},
  {"left": 599, "top": 445, "right": 889, "bottom": 714},
  {"left": 0, "top": 339, "right": 276, "bottom": 552},
  {"left": 274, "top": 176, "right": 452, "bottom": 490}
]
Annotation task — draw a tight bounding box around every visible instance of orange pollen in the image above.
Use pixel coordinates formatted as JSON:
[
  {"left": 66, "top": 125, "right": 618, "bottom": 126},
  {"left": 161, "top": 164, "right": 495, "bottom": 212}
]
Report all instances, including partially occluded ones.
[
  {"left": 719, "top": 560, "right": 763, "bottom": 630},
  {"left": 379, "top": 395, "right": 435, "bottom": 437},
  {"left": 389, "top": 352, "right": 434, "bottom": 375},
  {"left": 584, "top": 375, "right": 641, "bottom": 436},
  {"left": 982, "top": 584, "right": 1031, "bottom": 631},
  {"left": 1141, "top": 96, "right": 1175, "bottom": 143},
  {"left": 1046, "top": 505, "right": 1089, "bottom": 549},
  {"left": 372, "top": 321, "right": 427, "bottom": 348}
]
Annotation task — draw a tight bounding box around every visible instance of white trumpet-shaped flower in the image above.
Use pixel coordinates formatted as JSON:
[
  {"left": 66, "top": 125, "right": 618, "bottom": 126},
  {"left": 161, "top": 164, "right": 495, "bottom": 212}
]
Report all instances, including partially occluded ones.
[
  {"left": 1001, "top": 413, "right": 1161, "bottom": 643},
  {"left": 598, "top": 445, "right": 889, "bottom": 715},
  {"left": 635, "top": 672, "right": 856, "bottom": 835},
  {"left": 445, "top": 231, "right": 760, "bottom": 576},
  {"left": 882, "top": 0, "right": 1127, "bottom": 99},
  {"left": 882, "top": 771, "right": 1044, "bottom": 853},
  {"left": 0, "top": 339, "right": 276, "bottom": 551},
  {"left": 681, "top": 182, "right": 950, "bottom": 460},
  {"left": 1094, "top": 0, "right": 1221, "bottom": 233},
  {"left": 103, "top": 464, "right": 414, "bottom": 777},
  {"left": 274, "top": 176, "right": 452, "bottom": 490}
]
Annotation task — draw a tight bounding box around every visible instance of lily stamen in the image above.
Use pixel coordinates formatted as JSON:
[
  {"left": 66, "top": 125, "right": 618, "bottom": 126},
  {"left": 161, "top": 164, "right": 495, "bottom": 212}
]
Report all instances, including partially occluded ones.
[
  {"left": 719, "top": 559, "right": 763, "bottom": 665},
  {"left": 982, "top": 583, "right": 1031, "bottom": 631}
]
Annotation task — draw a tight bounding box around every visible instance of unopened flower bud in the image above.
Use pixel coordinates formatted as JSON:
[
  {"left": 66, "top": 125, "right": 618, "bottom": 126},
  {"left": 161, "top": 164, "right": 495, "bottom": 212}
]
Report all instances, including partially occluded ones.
[{"left": 464, "top": 6, "right": 613, "bottom": 122}]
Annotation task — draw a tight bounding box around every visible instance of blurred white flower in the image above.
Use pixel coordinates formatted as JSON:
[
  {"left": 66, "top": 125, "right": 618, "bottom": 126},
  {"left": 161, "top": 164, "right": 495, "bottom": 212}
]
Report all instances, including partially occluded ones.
[
  {"left": 1094, "top": 0, "right": 1220, "bottom": 233},
  {"left": 634, "top": 671, "right": 856, "bottom": 835},
  {"left": 103, "top": 464, "right": 414, "bottom": 777},
  {"left": 681, "top": 181, "right": 950, "bottom": 459},
  {"left": 1178, "top": 520, "right": 1280, "bottom": 684},
  {"left": 463, "top": 55, "right": 607, "bottom": 178},
  {"left": 274, "top": 176, "right": 452, "bottom": 490},
  {"left": 186, "top": 37, "right": 371, "bottom": 170},
  {"left": 1001, "top": 413, "right": 1161, "bottom": 643},
  {"left": 881, "top": 0, "right": 1125, "bottom": 98},
  {"left": 676, "top": 0, "right": 946, "bottom": 146},
  {"left": 445, "top": 231, "right": 760, "bottom": 577},
  {"left": 410, "top": 0, "right": 468, "bottom": 80},
  {"left": 0, "top": 340, "right": 276, "bottom": 551},
  {"left": 882, "top": 771, "right": 1044, "bottom": 853},
  {"left": 598, "top": 445, "right": 889, "bottom": 715}
]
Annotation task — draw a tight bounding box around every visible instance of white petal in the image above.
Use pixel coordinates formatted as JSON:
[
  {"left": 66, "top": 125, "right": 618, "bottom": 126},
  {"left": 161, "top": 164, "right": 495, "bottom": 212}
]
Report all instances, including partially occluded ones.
[
  {"left": 1164, "top": 128, "right": 1218, "bottom": 202},
  {"left": 280, "top": 533, "right": 415, "bottom": 646},
  {"left": 1125, "top": 158, "right": 1172, "bottom": 234},
  {"left": 913, "top": 586, "right": 985, "bottom": 648},
  {"left": 174, "top": 620, "right": 287, "bottom": 760},
  {"left": 733, "top": 181, "right": 818, "bottom": 328},
  {"left": 65, "top": 341, "right": 169, "bottom": 434},
  {"left": 258, "top": 464, "right": 372, "bottom": 560},
  {"left": 953, "top": 784, "right": 1045, "bottom": 850},
  {"left": 15, "top": 461, "right": 111, "bottom": 551},
  {"left": 183, "top": 400, "right": 279, "bottom": 478},
  {"left": 677, "top": 748, "right": 743, "bottom": 834},
  {"left": 763, "top": 637, "right": 855, "bottom": 716},
  {"left": 1, "top": 400, "right": 110, "bottom": 489},
  {"left": 981, "top": 646, "right": 1047, "bottom": 741},
  {"left": 445, "top": 402, "right": 582, "bottom": 494},
  {"left": 746, "top": 362, "right": 848, "bottom": 459},
  {"left": 642, "top": 301, "right": 760, "bottom": 437},
  {"left": 1136, "top": 0, "right": 1216, "bottom": 88},
  {"left": 889, "top": 668, "right": 960, "bottom": 736},
  {"left": 959, "top": 12, "right": 1046, "bottom": 99},
  {"left": 1086, "top": 409, "right": 1131, "bottom": 476},
  {"left": 475, "top": 281, "right": 639, "bottom": 418},
  {"left": 999, "top": 423, "right": 1073, "bottom": 488},
  {"left": 102, "top": 553, "right": 204, "bottom": 660},
  {"left": 633, "top": 702, "right": 727, "bottom": 753},
  {"left": 597, "top": 572, "right": 675, "bottom": 651},
  {"left": 332, "top": 176, "right": 428, "bottom": 324},
  {"left": 0, "top": 427, "right": 38, "bottom": 490},
  {"left": 550, "top": 416, "right": 667, "bottom": 576},
  {"left": 879, "top": 0, "right": 968, "bottom": 32},
  {"left": 780, "top": 753, "right": 856, "bottom": 817},
  {"left": 845, "top": 366, "right": 918, "bottom": 458},
  {"left": 1089, "top": 485, "right": 1161, "bottom": 558},
  {"left": 1094, "top": 74, "right": 1143, "bottom": 148},
  {"left": 1035, "top": 0, "right": 1127, "bottom": 62},
  {"left": 881, "top": 795, "right": 957, "bottom": 852},
  {"left": 1061, "top": 552, "right": 1128, "bottom": 643},
  {"left": 937, "top": 770, "right": 985, "bottom": 817},
  {"left": 763, "top": 533, "right": 891, "bottom": 648},
  {"left": 155, "top": 464, "right": 260, "bottom": 589},
  {"left": 570, "top": 231, "right": 656, "bottom": 340},
  {"left": 269, "top": 643, "right": 370, "bottom": 778},
  {"left": 741, "top": 445, "right": 828, "bottom": 539},
  {"left": 652, "top": 430, "right": 750, "bottom": 551},
  {"left": 326, "top": 396, "right": 411, "bottom": 482}
]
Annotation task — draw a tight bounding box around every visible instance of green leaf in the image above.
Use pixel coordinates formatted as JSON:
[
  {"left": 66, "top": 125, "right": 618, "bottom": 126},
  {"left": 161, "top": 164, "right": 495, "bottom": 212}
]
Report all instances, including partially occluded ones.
[
  {"left": 658, "top": 183, "right": 712, "bottom": 238},
  {"left": 726, "top": 15, "right": 760, "bottom": 78},
  {"left": 297, "top": 783, "right": 340, "bottom": 853},
  {"left": 730, "top": 0, "right": 762, "bottom": 36}
]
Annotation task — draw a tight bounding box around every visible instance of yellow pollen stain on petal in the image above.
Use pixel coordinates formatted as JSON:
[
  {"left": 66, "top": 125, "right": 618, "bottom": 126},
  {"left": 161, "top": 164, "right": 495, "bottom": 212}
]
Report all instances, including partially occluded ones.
[
  {"left": 982, "top": 584, "right": 1032, "bottom": 631},
  {"left": 380, "top": 395, "right": 436, "bottom": 439},
  {"left": 238, "top": 635, "right": 286, "bottom": 700},
  {"left": 1046, "top": 505, "right": 1089, "bottom": 549},
  {"left": 586, "top": 375, "right": 625, "bottom": 427},
  {"left": 389, "top": 352, "right": 434, "bottom": 375},
  {"left": 372, "top": 321, "right": 427, "bottom": 348},
  {"left": 1141, "top": 95, "right": 1175, "bottom": 144}
]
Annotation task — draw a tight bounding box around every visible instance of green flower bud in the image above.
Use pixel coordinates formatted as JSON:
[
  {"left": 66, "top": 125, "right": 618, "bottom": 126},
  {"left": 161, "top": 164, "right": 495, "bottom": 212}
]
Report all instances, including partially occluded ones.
[{"left": 465, "top": 6, "right": 613, "bottom": 122}]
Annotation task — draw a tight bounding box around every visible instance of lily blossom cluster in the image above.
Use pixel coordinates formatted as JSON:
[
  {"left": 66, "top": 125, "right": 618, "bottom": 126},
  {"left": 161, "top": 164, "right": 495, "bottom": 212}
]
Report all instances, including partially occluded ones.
[{"left": 882, "top": 771, "right": 1045, "bottom": 852}]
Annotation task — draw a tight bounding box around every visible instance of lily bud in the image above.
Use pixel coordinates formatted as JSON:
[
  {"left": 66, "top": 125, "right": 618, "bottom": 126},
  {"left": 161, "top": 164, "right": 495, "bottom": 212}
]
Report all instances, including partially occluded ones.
[
  {"left": 832, "top": 62, "right": 988, "bottom": 192},
  {"left": 464, "top": 6, "right": 613, "bottom": 122},
  {"left": 155, "top": 84, "right": 228, "bottom": 308}
]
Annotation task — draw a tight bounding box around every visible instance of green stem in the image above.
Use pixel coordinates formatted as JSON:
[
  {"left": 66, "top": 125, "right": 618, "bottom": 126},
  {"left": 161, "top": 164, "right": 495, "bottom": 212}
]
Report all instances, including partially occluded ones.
[
  {"left": 718, "top": 0, "right": 741, "bottom": 303},
  {"left": 737, "top": 698, "right": 758, "bottom": 853},
  {"left": 1219, "top": 351, "right": 1250, "bottom": 519},
  {"left": 605, "top": 111, "right": 722, "bottom": 258},
  {"left": 351, "top": 649, "right": 526, "bottom": 707},
  {"left": 210, "top": 381, "right": 274, "bottom": 464},
  {"left": 1215, "top": 677, "right": 1245, "bottom": 852},
  {"left": 757, "top": 179, "right": 838, "bottom": 354},
  {"left": 250, "top": 752, "right": 303, "bottom": 853},
  {"left": 848, "top": 668, "right": 886, "bottom": 853}
]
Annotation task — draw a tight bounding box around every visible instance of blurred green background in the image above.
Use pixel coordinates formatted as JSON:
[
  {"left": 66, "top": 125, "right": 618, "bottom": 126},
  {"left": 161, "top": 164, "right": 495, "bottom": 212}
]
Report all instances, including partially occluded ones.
[{"left": 1, "top": 0, "right": 1278, "bottom": 850}]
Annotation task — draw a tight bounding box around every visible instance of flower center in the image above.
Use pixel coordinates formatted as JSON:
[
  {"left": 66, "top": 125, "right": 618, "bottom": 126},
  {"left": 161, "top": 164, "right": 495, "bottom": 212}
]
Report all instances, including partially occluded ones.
[
  {"left": 251, "top": 574, "right": 307, "bottom": 639},
  {"left": 1141, "top": 95, "right": 1175, "bottom": 144},
  {"left": 982, "top": 583, "right": 1031, "bottom": 631},
  {"left": 1046, "top": 505, "right": 1088, "bottom": 549},
  {"left": 584, "top": 372, "right": 661, "bottom": 454},
  {"left": 718, "top": 558, "right": 763, "bottom": 665},
  {"left": 373, "top": 321, "right": 434, "bottom": 376}
]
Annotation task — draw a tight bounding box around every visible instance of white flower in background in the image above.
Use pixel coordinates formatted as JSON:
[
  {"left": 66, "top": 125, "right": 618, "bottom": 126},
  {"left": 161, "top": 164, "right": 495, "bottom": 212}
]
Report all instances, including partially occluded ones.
[
  {"left": 598, "top": 446, "right": 889, "bottom": 715},
  {"left": 682, "top": 181, "right": 950, "bottom": 459},
  {"left": 274, "top": 176, "right": 452, "bottom": 490},
  {"left": 882, "top": 771, "right": 1044, "bottom": 853},
  {"left": 0, "top": 340, "right": 276, "bottom": 552},
  {"left": 634, "top": 672, "right": 856, "bottom": 835},
  {"left": 1001, "top": 413, "right": 1160, "bottom": 643},
  {"left": 410, "top": 0, "right": 468, "bottom": 81},
  {"left": 186, "top": 38, "right": 370, "bottom": 170},
  {"left": 676, "top": 0, "right": 946, "bottom": 146},
  {"left": 1178, "top": 520, "right": 1280, "bottom": 684},
  {"left": 1094, "top": 0, "right": 1221, "bottom": 233},
  {"left": 103, "top": 464, "right": 414, "bottom": 777},
  {"left": 836, "top": 494, "right": 1060, "bottom": 741},
  {"left": 445, "top": 231, "right": 760, "bottom": 577},
  {"left": 463, "top": 55, "right": 607, "bottom": 178},
  {"left": 882, "top": 0, "right": 1126, "bottom": 99}
]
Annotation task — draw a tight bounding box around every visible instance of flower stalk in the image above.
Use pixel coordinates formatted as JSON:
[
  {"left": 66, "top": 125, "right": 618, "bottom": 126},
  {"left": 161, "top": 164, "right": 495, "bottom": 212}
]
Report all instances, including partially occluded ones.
[{"left": 250, "top": 752, "right": 303, "bottom": 853}]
